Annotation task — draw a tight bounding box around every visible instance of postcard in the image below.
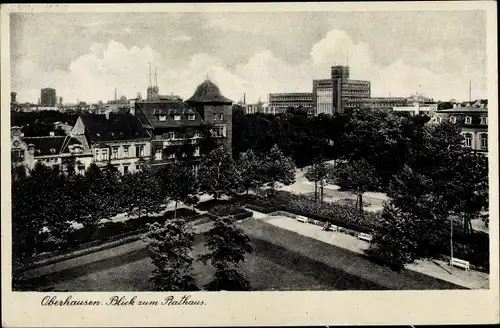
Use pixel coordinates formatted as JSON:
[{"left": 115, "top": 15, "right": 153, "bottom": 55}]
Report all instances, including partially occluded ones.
[{"left": 1, "top": 2, "right": 498, "bottom": 327}]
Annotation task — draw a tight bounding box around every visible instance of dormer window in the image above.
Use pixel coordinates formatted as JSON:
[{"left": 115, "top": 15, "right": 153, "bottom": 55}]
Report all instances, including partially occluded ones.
[
  {"left": 481, "top": 117, "right": 488, "bottom": 125},
  {"left": 188, "top": 114, "right": 195, "bottom": 121},
  {"left": 435, "top": 116, "right": 442, "bottom": 123},
  {"left": 449, "top": 116, "right": 456, "bottom": 123},
  {"left": 159, "top": 115, "right": 167, "bottom": 121},
  {"left": 219, "top": 113, "right": 224, "bottom": 120},
  {"left": 465, "top": 116, "right": 472, "bottom": 124},
  {"left": 174, "top": 115, "right": 181, "bottom": 121}
]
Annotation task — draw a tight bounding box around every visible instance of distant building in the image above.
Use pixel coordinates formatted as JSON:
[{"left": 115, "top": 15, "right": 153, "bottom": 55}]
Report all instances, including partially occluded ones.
[
  {"left": 41, "top": 88, "right": 57, "bottom": 107},
  {"left": 392, "top": 94, "right": 437, "bottom": 116},
  {"left": 312, "top": 66, "right": 370, "bottom": 115},
  {"left": 59, "top": 97, "right": 63, "bottom": 106},
  {"left": 11, "top": 126, "right": 93, "bottom": 176},
  {"left": 71, "top": 113, "right": 152, "bottom": 174},
  {"left": 432, "top": 100, "right": 488, "bottom": 154},
  {"left": 268, "top": 92, "right": 313, "bottom": 115},
  {"left": 245, "top": 101, "right": 271, "bottom": 115},
  {"left": 361, "top": 97, "right": 407, "bottom": 110}
]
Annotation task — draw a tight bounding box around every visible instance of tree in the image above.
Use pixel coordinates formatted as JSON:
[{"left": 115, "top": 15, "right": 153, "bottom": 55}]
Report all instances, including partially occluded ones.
[
  {"left": 262, "top": 144, "right": 295, "bottom": 195},
  {"left": 200, "top": 216, "right": 253, "bottom": 291},
  {"left": 144, "top": 219, "right": 199, "bottom": 291},
  {"left": 333, "top": 159, "right": 379, "bottom": 218},
  {"left": 198, "top": 148, "right": 240, "bottom": 200},
  {"left": 74, "top": 164, "right": 122, "bottom": 240},
  {"left": 159, "top": 162, "right": 198, "bottom": 217},
  {"left": 449, "top": 151, "right": 489, "bottom": 234},
  {"left": 370, "top": 165, "right": 450, "bottom": 269},
  {"left": 121, "top": 167, "right": 165, "bottom": 219},
  {"left": 238, "top": 149, "right": 265, "bottom": 198},
  {"left": 305, "top": 159, "right": 334, "bottom": 203}
]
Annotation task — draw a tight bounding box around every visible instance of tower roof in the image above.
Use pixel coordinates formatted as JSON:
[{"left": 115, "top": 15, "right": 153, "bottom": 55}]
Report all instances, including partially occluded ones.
[{"left": 186, "top": 79, "right": 232, "bottom": 104}]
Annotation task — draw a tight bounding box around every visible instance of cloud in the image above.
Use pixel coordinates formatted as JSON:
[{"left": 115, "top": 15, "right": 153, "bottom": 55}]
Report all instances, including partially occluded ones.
[
  {"left": 12, "top": 29, "right": 486, "bottom": 104},
  {"left": 172, "top": 34, "right": 193, "bottom": 43}
]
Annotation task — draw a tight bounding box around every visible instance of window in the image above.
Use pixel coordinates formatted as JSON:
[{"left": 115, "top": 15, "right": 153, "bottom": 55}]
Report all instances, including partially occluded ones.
[
  {"left": 155, "top": 148, "right": 162, "bottom": 160},
  {"left": 465, "top": 116, "right": 472, "bottom": 124},
  {"left": 159, "top": 115, "right": 167, "bottom": 121},
  {"left": 194, "top": 146, "right": 200, "bottom": 157},
  {"left": 464, "top": 133, "right": 472, "bottom": 147},
  {"left": 136, "top": 145, "right": 145, "bottom": 157},
  {"left": 436, "top": 116, "right": 442, "bottom": 123},
  {"left": 449, "top": 116, "right": 457, "bottom": 123},
  {"left": 78, "top": 165, "right": 85, "bottom": 175},
  {"left": 213, "top": 114, "right": 217, "bottom": 120},
  {"left": 188, "top": 114, "right": 195, "bottom": 121},
  {"left": 96, "top": 149, "right": 100, "bottom": 161},
  {"left": 480, "top": 134, "right": 488, "bottom": 150},
  {"left": 102, "top": 149, "right": 109, "bottom": 161},
  {"left": 481, "top": 117, "right": 488, "bottom": 125},
  {"left": 174, "top": 115, "right": 181, "bottom": 121},
  {"left": 11, "top": 150, "right": 25, "bottom": 162},
  {"left": 168, "top": 131, "right": 175, "bottom": 139},
  {"left": 123, "top": 146, "right": 129, "bottom": 158},
  {"left": 123, "top": 165, "right": 129, "bottom": 174},
  {"left": 219, "top": 113, "right": 224, "bottom": 120},
  {"left": 212, "top": 125, "right": 226, "bottom": 137},
  {"left": 168, "top": 153, "right": 176, "bottom": 159},
  {"left": 111, "top": 147, "right": 119, "bottom": 159},
  {"left": 193, "top": 131, "right": 201, "bottom": 138}
]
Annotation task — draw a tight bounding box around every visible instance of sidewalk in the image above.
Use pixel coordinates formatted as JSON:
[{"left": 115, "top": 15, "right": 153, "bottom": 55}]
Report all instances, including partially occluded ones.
[{"left": 248, "top": 210, "right": 489, "bottom": 290}]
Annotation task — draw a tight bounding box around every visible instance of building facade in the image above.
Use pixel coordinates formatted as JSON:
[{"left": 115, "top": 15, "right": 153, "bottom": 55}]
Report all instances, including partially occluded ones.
[
  {"left": 431, "top": 100, "right": 488, "bottom": 154},
  {"left": 135, "top": 79, "right": 233, "bottom": 170},
  {"left": 313, "top": 79, "right": 334, "bottom": 115},
  {"left": 312, "top": 66, "right": 371, "bottom": 115},
  {"left": 268, "top": 92, "right": 313, "bottom": 115},
  {"left": 41, "top": 88, "right": 57, "bottom": 107},
  {"left": 11, "top": 126, "right": 93, "bottom": 175},
  {"left": 71, "top": 113, "right": 152, "bottom": 174}
]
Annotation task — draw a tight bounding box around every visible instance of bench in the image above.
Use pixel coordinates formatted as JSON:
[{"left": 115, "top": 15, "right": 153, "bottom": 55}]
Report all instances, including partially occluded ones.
[
  {"left": 450, "top": 258, "right": 470, "bottom": 271},
  {"left": 296, "top": 216, "right": 309, "bottom": 223},
  {"left": 357, "top": 233, "right": 373, "bottom": 242}
]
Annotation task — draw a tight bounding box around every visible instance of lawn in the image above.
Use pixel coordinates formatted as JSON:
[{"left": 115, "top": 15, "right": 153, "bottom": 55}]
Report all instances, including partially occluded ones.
[{"left": 36, "top": 219, "right": 463, "bottom": 291}]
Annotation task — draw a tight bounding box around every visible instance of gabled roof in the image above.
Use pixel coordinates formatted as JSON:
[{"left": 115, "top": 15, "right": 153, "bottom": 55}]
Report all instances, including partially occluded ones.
[
  {"left": 22, "top": 136, "right": 87, "bottom": 156},
  {"left": 79, "top": 114, "right": 150, "bottom": 143},
  {"left": 186, "top": 79, "right": 232, "bottom": 104},
  {"left": 135, "top": 101, "right": 203, "bottom": 129}
]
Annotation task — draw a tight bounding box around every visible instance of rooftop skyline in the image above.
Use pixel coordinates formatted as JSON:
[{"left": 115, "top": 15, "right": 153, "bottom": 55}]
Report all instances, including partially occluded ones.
[{"left": 10, "top": 11, "right": 487, "bottom": 104}]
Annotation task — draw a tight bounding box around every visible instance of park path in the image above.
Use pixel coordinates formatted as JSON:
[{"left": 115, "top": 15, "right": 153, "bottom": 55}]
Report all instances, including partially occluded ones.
[{"left": 247, "top": 211, "right": 489, "bottom": 290}]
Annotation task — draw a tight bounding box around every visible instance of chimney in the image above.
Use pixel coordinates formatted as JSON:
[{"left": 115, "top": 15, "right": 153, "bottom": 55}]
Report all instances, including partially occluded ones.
[{"left": 11, "top": 92, "right": 17, "bottom": 103}]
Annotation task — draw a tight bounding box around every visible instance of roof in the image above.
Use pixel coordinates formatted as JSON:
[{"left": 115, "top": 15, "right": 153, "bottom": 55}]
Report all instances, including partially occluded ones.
[
  {"left": 80, "top": 114, "right": 150, "bottom": 143},
  {"left": 186, "top": 79, "right": 232, "bottom": 104},
  {"left": 135, "top": 101, "right": 204, "bottom": 129},
  {"left": 22, "top": 136, "right": 86, "bottom": 156},
  {"left": 437, "top": 106, "right": 488, "bottom": 113},
  {"left": 112, "top": 107, "right": 131, "bottom": 114}
]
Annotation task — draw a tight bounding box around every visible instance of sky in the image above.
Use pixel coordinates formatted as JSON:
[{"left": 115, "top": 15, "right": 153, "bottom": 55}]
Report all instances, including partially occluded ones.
[{"left": 10, "top": 11, "right": 487, "bottom": 104}]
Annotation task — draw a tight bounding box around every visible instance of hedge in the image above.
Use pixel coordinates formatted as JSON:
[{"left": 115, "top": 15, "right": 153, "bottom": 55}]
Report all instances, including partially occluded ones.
[{"left": 25, "top": 208, "right": 200, "bottom": 265}]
